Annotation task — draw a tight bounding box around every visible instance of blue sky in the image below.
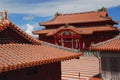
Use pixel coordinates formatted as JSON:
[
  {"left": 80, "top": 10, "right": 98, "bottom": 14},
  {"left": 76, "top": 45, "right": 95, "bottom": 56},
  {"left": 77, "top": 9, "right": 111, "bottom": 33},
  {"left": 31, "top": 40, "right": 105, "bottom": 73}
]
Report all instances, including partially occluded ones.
[{"left": 0, "top": 0, "right": 120, "bottom": 37}]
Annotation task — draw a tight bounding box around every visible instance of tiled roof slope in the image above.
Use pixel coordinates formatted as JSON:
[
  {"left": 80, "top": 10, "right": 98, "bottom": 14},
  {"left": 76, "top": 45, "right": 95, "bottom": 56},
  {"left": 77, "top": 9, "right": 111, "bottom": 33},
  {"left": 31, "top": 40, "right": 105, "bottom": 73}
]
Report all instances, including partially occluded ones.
[
  {"left": 33, "top": 25, "right": 118, "bottom": 35},
  {"left": 90, "top": 35, "right": 120, "bottom": 51},
  {"left": 0, "top": 43, "right": 81, "bottom": 73},
  {"left": 33, "top": 29, "right": 55, "bottom": 35},
  {"left": 40, "top": 11, "right": 116, "bottom": 26},
  {"left": 0, "top": 20, "right": 41, "bottom": 44}
]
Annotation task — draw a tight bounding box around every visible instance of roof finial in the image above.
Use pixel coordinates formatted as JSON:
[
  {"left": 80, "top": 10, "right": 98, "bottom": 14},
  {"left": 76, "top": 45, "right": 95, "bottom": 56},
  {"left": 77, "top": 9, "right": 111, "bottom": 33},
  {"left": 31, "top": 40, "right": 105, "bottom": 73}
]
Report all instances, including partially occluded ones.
[
  {"left": 4, "top": 10, "right": 8, "bottom": 20},
  {"left": 55, "top": 12, "right": 62, "bottom": 16},
  {"left": 64, "top": 23, "right": 69, "bottom": 28},
  {"left": 97, "top": 7, "right": 107, "bottom": 12}
]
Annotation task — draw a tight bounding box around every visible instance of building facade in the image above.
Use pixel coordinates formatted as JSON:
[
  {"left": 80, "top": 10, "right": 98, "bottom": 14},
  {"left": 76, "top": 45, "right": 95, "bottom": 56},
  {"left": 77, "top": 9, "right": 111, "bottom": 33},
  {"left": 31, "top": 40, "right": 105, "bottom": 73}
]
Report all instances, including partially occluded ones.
[{"left": 33, "top": 10, "right": 119, "bottom": 50}]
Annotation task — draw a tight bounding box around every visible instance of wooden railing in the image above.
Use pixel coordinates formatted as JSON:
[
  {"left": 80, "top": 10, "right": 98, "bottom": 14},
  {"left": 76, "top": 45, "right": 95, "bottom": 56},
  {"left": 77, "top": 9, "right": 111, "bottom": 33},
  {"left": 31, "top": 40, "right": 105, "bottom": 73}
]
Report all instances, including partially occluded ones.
[{"left": 56, "top": 35, "right": 80, "bottom": 38}]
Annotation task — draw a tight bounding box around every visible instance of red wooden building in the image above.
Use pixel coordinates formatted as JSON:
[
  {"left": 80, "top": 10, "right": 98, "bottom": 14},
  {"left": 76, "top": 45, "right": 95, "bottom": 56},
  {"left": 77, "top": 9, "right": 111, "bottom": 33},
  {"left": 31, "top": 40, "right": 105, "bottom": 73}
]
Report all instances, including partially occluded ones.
[
  {"left": 0, "top": 11, "right": 81, "bottom": 80},
  {"left": 33, "top": 10, "right": 119, "bottom": 50}
]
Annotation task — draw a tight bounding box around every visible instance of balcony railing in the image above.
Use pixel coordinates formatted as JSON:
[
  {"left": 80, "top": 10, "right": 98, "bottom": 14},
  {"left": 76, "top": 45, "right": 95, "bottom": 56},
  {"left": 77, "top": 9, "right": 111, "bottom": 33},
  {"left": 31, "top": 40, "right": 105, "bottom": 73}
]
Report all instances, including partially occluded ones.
[{"left": 56, "top": 35, "right": 80, "bottom": 38}]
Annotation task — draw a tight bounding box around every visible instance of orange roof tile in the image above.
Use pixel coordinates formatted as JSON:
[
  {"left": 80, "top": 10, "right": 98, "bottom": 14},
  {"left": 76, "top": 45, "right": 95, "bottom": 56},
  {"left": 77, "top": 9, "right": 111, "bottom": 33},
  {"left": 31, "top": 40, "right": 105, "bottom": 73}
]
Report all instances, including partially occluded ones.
[
  {"left": 0, "top": 15, "right": 82, "bottom": 73},
  {"left": 0, "top": 20, "right": 10, "bottom": 30},
  {"left": 0, "top": 20, "right": 41, "bottom": 44},
  {"left": 40, "top": 11, "right": 115, "bottom": 26},
  {"left": 33, "top": 29, "right": 55, "bottom": 35},
  {"left": 0, "top": 43, "right": 81, "bottom": 73},
  {"left": 33, "top": 26, "right": 118, "bottom": 36},
  {"left": 89, "top": 78, "right": 101, "bottom": 80},
  {"left": 90, "top": 35, "right": 120, "bottom": 51},
  {"left": 77, "top": 26, "right": 118, "bottom": 35}
]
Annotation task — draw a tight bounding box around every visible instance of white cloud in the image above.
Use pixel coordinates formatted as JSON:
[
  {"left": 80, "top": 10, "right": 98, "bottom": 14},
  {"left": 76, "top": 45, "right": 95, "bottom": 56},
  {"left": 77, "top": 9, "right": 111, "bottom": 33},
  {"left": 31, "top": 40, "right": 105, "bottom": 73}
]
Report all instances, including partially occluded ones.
[
  {"left": 0, "top": 0, "right": 120, "bottom": 17},
  {"left": 25, "top": 24, "right": 38, "bottom": 38},
  {"left": 21, "top": 22, "right": 44, "bottom": 31},
  {"left": 23, "top": 16, "right": 35, "bottom": 21}
]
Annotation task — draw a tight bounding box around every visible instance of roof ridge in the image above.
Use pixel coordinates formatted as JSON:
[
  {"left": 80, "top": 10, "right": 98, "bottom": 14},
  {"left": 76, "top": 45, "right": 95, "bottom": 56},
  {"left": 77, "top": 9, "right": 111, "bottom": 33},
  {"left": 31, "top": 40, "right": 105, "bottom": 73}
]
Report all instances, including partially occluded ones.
[
  {"left": 0, "top": 43, "right": 41, "bottom": 46},
  {"left": 40, "top": 16, "right": 58, "bottom": 25},
  {"left": 42, "top": 41, "right": 80, "bottom": 53},
  {"left": 99, "top": 15, "right": 111, "bottom": 19},
  {"left": 9, "top": 22, "right": 41, "bottom": 44},
  {"left": 0, "top": 20, "right": 10, "bottom": 31},
  {"left": 63, "top": 11, "right": 96, "bottom": 16}
]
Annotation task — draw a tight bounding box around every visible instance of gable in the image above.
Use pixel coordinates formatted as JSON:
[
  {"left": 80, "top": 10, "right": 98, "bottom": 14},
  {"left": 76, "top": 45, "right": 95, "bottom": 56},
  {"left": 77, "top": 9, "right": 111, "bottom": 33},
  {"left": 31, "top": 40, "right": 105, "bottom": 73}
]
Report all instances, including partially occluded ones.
[
  {"left": 0, "top": 27, "right": 31, "bottom": 44},
  {"left": 0, "top": 20, "right": 41, "bottom": 44},
  {"left": 53, "top": 25, "right": 81, "bottom": 36},
  {"left": 56, "top": 30, "right": 78, "bottom": 36}
]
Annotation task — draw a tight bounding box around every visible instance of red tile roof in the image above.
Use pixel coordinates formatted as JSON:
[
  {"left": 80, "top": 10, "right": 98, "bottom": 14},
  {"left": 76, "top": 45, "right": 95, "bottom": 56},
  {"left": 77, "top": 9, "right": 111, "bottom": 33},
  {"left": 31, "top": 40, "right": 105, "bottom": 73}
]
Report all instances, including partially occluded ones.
[
  {"left": 33, "top": 26, "right": 118, "bottom": 36},
  {"left": 76, "top": 26, "right": 117, "bottom": 35},
  {"left": 0, "top": 17, "right": 82, "bottom": 73},
  {"left": 89, "top": 78, "right": 101, "bottom": 80},
  {"left": 90, "top": 35, "right": 120, "bottom": 51},
  {"left": 33, "top": 29, "right": 55, "bottom": 35},
  {"left": 0, "top": 20, "right": 41, "bottom": 44},
  {"left": 40, "top": 11, "right": 116, "bottom": 26},
  {"left": 0, "top": 43, "right": 81, "bottom": 73}
]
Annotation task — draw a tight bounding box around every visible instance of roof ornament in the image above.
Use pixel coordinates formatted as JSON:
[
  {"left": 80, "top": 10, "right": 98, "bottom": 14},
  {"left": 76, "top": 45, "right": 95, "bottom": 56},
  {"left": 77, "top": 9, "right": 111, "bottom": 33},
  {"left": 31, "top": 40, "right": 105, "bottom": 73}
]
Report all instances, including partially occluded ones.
[
  {"left": 97, "top": 7, "right": 107, "bottom": 12},
  {"left": 0, "top": 10, "right": 8, "bottom": 20},
  {"left": 4, "top": 10, "right": 8, "bottom": 20},
  {"left": 0, "top": 12, "right": 4, "bottom": 20},
  {"left": 64, "top": 23, "right": 69, "bottom": 28},
  {"left": 55, "top": 12, "right": 62, "bottom": 16}
]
